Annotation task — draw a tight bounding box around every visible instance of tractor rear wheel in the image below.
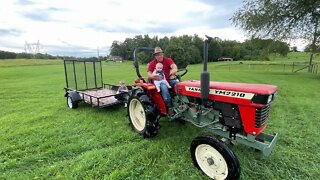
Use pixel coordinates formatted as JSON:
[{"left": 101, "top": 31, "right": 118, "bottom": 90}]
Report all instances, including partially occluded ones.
[
  {"left": 67, "top": 95, "right": 78, "bottom": 109},
  {"left": 128, "top": 90, "right": 160, "bottom": 138},
  {"left": 190, "top": 136, "right": 240, "bottom": 180}
]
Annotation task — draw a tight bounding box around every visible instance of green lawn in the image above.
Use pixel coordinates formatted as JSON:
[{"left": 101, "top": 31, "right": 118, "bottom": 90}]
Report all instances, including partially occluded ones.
[
  {"left": 270, "top": 52, "right": 320, "bottom": 63},
  {"left": 0, "top": 58, "right": 319, "bottom": 179}
]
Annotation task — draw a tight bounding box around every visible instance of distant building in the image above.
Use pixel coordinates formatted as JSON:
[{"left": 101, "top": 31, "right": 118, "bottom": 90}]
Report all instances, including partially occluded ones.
[
  {"left": 218, "top": 57, "right": 233, "bottom": 61},
  {"left": 108, "top": 56, "right": 123, "bottom": 62}
]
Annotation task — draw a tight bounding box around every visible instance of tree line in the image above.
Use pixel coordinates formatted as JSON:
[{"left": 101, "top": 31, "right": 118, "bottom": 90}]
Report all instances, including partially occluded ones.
[
  {"left": 110, "top": 34, "right": 290, "bottom": 68},
  {"left": 0, "top": 51, "right": 59, "bottom": 60},
  {"left": 232, "top": 0, "right": 319, "bottom": 71},
  {"left": 0, "top": 51, "right": 106, "bottom": 61}
]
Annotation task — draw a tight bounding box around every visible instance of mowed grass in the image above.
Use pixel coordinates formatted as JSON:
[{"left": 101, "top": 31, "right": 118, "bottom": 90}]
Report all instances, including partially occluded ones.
[
  {"left": 270, "top": 52, "right": 320, "bottom": 63},
  {"left": 0, "top": 58, "right": 319, "bottom": 179}
]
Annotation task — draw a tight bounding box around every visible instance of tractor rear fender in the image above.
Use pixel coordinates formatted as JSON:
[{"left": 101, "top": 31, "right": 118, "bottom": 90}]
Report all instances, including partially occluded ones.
[
  {"left": 132, "top": 82, "right": 156, "bottom": 90},
  {"left": 149, "top": 91, "right": 166, "bottom": 115},
  {"left": 65, "top": 91, "right": 82, "bottom": 102},
  {"left": 132, "top": 84, "right": 167, "bottom": 115}
]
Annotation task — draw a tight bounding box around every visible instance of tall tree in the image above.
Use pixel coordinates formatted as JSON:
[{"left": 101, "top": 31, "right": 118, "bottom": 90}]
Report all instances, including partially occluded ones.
[
  {"left": 165, "top": 43, "right": 189, "bottom": 68},
  {"left": 208, "top": 37, "right": 223, "bottom": 62},
  {"left": 110, "top": 41, "right": 123, "bottom": 57},
  {"left": 232, "top": 0, "right": 320, "bottom": 71},
  {"left": 304, "top": 43, "right": 320, "bottom": 52},
  {"left": 192, "top": 34, "right": 204, "bottom": 58}
]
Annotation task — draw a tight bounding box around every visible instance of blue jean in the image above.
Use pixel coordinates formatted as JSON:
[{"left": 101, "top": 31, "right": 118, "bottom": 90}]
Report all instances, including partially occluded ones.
[{"left": 160, "top": 80, "right": 178, "bottom": 104}]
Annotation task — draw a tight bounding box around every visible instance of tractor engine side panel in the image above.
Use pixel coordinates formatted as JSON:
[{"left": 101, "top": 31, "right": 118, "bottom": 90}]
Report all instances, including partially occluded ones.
[
  {"left": 213, "top": 102, "right": 269, "bottom": 135},
  {"left": 177, "top": 81, "right": 277, "bottom": 136},
  {"left": 213, "top": 101, "right": 242, "bottom": 129}
]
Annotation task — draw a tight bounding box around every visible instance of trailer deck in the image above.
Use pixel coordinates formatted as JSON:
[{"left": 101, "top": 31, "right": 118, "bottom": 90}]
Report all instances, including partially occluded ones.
[{"left": 63, "top": 59, "right": 131, "bottom": 108}]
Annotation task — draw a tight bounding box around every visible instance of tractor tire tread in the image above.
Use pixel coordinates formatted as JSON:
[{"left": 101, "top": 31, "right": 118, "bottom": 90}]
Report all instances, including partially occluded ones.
[{"left": 128, "top": 89, "right": 160, "bottom": 138}]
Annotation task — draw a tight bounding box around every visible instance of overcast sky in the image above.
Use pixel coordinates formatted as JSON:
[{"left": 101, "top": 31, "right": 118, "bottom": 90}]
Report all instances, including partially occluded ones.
[{"left": 0, "top": 0, "right": 304, "bottom": 57}]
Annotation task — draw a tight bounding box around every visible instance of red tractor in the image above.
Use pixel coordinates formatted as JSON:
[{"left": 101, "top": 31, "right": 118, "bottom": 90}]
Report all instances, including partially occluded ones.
[{"left": 127, "top": 36, "right": 278, "bottom": 179}]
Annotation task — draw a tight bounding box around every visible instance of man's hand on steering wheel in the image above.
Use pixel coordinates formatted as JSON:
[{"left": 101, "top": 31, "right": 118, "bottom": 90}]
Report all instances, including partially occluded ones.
[{"left": 169, "top": 74, "right": 177, "bottom": 80}]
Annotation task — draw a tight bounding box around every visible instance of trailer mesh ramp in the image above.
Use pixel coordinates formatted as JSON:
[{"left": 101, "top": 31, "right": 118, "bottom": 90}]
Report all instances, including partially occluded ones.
[
  {"left": 64, "top": 60, "right": 103, "bottom": 90},
  {"left": 83, "top": 89, "right": 119, "bottom": 107}
]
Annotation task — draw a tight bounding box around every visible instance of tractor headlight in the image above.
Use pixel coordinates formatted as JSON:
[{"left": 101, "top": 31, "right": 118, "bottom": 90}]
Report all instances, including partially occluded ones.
[
  {"left": 267, "top": 94, "right": 273, "bottom": 104},
  {"left": 252, "top": 93, "right": 276, "bottom": 105},
  {"left": 273, "top": 91, "right": 277, "bottom": 100}
]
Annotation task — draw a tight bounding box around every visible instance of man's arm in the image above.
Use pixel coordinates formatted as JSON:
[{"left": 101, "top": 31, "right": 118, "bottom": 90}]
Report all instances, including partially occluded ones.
[
  {"left": 148, "top": 71, "right": 161, "bottom": 80},
  {"left": 148, "top": 61, "right": 161, "bottom": 80},
  {"left": 170, "top": 64, "right": 178, "bottom": 75},
  {"left": 148, "top": 71, "right": 154, "bottom": 79}
]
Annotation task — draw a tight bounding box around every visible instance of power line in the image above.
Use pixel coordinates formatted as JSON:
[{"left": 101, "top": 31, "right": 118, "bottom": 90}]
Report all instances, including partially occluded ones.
[{"left": 25, "top": 40, "right": 42, "bottom": 54}]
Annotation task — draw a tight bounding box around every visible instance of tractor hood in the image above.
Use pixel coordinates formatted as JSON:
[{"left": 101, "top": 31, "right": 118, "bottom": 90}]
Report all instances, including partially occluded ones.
[
  {"left": 177, "top": 80, "right": 277, "bottom": 106},
  {"left": 178, "top": 80, "right": 277, "bottom": 95}
]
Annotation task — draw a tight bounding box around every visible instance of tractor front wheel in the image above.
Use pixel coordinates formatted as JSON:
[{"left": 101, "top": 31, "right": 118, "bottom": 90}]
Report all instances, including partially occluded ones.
[
  {"left": 190, "top": 136, "right": 240, "bottom": 180},
  {"left": 128, "top": 90, "right": 160, "bottom": 138}
]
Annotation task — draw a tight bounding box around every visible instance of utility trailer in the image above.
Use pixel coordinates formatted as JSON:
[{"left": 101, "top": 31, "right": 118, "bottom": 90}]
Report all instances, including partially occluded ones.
[{"left": 63, "top": 59, "right": 131, "bottom": 108}]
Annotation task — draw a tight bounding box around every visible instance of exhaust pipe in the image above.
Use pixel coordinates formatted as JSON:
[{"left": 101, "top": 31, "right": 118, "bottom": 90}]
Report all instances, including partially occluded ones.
[{"left": 201, "top": 35, "right": 213, "bottom": 103}]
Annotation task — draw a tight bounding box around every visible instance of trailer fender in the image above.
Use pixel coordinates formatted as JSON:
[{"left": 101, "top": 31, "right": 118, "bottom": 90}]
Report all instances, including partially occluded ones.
[{"left": 65, "top": 91, "right": 82, "bottom": 102}]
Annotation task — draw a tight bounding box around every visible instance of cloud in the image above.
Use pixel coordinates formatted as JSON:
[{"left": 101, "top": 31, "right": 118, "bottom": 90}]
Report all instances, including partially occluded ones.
[
  {"left": 0, "top": 28, "right": 23, "bottom": 36},
  {"left": 0, "top": 0, "right": 248, "bottom": 57},
  {"left": 196, "top": 0, "right": 241, "bottom": 10},
  {"left": 44, "top": 44, "right": 109, "bottom": 57},
  {"left": 0, "top": 39, "right": 25, "bottom": 51},
  {"left": 187, "top": 0, "right": 242, "bottom": 29},
  {"left": 85, "top": 23, "right": 139, "bottom": 34},
  {"left": 86, "top": 21, "right": 178, "bottom": 34},
  {"left": 16, "top": 0, "right": 34, "bottom": 5},
  {"left": 22, "top": 11, "right": 51, "bottom": 22},
  {"left": 2, "top": 0, "right": 304, "bottom": 57},
  {"left": 20, "top": 7, "right": 66, "bottom": 22},
  {"left": 144, "top": 26, "right": 178, "bottom": 34}
]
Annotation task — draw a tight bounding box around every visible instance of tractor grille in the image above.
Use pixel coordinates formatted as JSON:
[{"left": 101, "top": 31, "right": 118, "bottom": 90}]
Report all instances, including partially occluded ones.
[{"left": 255, "top": 105, "right": 271, "bottom": 128}]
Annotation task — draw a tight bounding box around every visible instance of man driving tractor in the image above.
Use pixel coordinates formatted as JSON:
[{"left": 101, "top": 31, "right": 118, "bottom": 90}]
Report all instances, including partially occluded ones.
[{"left": 147, "top": 47, "right": 178, "bottom": 114}]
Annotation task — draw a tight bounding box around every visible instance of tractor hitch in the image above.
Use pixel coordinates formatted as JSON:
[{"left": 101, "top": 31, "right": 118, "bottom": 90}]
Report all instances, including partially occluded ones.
[
  {"left": 210, "top": 129, "right": 279, "bottom": 156},
  {"left": 245, "top": 132, "right": 279, "bottom": 157}
]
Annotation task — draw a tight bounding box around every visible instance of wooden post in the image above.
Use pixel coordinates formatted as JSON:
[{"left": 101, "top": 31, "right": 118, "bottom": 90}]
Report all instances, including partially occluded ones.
[
  {"left": 292, "top": 62, "right": 294, "bottom": 72},
  {"left": 312, "top": 64, "right": 315, "bottom": 73}
]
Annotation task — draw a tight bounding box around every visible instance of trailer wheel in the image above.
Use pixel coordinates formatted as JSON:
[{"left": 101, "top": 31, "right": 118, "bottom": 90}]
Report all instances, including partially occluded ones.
[
  {"left": 128, "top": 90, "right": 159, "bottom": 138},
  {"left": 67, "top": 95, "right": 78, "bottom": 109},
  {"left": 190, "top": 136, "right": 240, "bottom": 180}
]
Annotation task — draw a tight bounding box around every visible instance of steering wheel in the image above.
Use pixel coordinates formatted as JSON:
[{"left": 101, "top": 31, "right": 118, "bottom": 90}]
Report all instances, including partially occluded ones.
[{"left": 169, "top": 68, "right": 188, "bottom": 81}]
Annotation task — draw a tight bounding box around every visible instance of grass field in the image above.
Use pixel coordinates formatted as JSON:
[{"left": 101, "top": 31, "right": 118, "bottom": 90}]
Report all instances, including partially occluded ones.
[
  {"left": 270, "top": 52, "right": 320, "bottom": 62},
  {"left": 0, "top": 56, "right": 319, "bottom": 179}
]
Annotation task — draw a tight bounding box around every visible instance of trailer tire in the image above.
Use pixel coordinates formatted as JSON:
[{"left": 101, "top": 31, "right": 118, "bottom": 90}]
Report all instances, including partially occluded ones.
[
  {"left": 190, "top": 136, "right": 240, "bottom": 180},
  {"left": 67, "top": 95, "right": 78, "bottom": 109},
  {"left": 128, "top": 90, "right": 160, "bottom": 138}
]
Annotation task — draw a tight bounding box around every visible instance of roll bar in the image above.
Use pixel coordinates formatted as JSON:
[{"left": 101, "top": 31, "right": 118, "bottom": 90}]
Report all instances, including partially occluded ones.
[{"left": 133, "top": 47, "right": 154, "bottom": 78}]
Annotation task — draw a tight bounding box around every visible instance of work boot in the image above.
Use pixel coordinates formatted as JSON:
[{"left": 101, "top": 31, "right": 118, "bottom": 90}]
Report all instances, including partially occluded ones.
[{"left": 165, "top": 101, "right": 174, "bottom": 116}]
